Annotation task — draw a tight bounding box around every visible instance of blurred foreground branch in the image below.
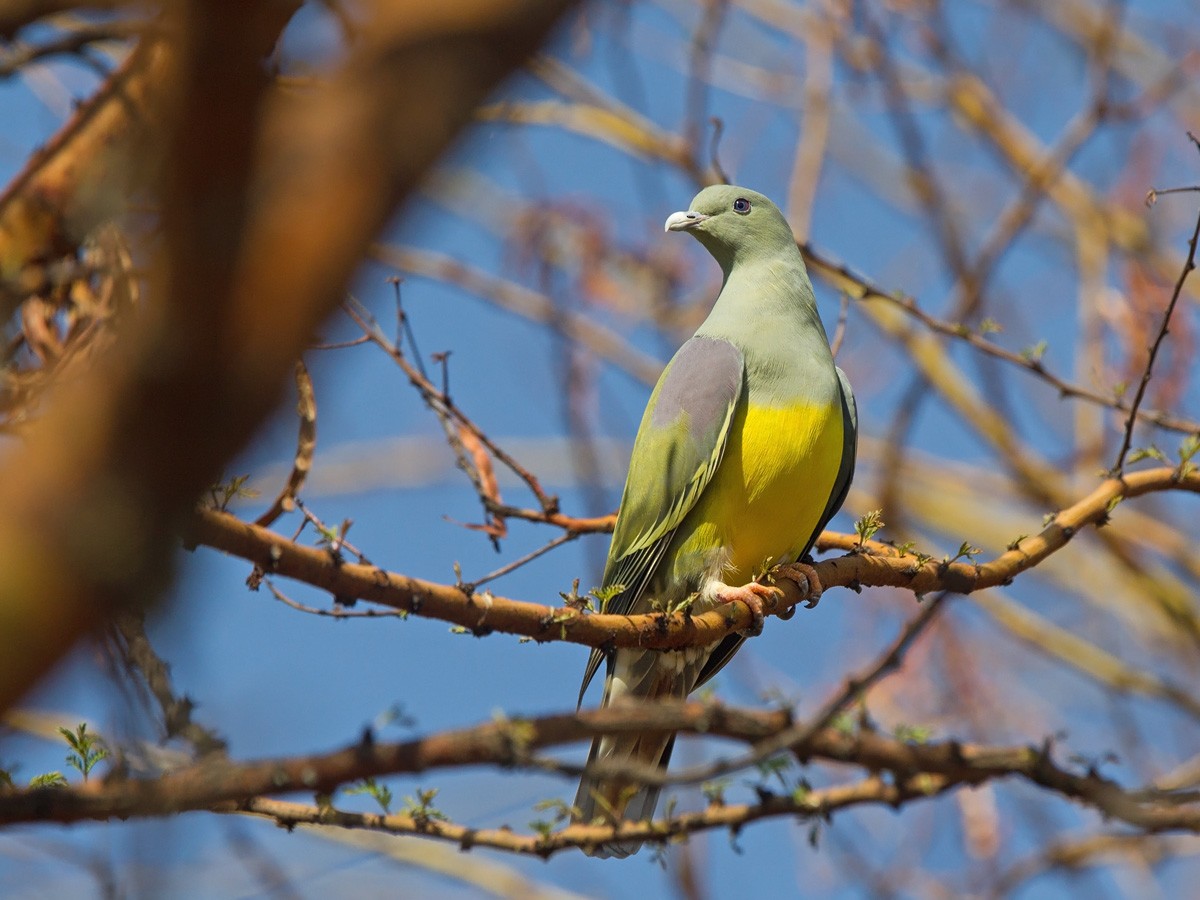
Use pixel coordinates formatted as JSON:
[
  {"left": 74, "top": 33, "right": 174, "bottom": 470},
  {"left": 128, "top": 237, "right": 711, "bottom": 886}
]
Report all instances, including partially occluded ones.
[{"left": 0, "top": 0, "right": 580, "bottom": 714}]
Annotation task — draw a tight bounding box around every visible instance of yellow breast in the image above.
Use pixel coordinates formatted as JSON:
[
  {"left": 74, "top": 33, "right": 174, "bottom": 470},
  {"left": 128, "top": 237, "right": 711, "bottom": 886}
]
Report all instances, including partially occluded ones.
[{"left": 675, "top": 399, "right": 844, "bottom": 582}]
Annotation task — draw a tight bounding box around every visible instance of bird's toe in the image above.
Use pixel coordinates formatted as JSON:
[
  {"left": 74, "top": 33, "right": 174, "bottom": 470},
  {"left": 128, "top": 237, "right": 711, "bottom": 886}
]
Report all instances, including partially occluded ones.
[
  {"left": 774, "top": 562, "right": 824, "bottom": 610},
  {"left": 714, "top": 581, "right": 778, "bottom": 635}
]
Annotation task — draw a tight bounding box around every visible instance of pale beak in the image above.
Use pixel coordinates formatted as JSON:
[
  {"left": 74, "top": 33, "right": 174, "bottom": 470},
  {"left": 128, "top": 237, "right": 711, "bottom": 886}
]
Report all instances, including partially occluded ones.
[{"left": 664, "top": 210, "right": 709, "bottom": 232}]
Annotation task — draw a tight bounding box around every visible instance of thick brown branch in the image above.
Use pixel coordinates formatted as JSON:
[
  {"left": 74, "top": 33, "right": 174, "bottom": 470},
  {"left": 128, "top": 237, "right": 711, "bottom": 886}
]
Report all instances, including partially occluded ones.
[
  {"left": 188, "top": 466, "right": 1200, "bottom": 650},
  {"left": 2, "top": 701, "right": 1196, "bottom": 850}
]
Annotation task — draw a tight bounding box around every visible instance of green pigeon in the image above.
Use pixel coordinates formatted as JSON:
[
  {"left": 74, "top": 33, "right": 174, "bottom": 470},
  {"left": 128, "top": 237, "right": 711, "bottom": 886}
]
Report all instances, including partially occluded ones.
[{"left": 572, "top": 185, "right": 857, "bottom": 857}]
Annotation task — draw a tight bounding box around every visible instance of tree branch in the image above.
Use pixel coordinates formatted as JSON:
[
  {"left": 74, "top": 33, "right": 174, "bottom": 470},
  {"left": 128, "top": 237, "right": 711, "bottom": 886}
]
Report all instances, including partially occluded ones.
[
  {"left": 187, "top": 465, "right": 1200, "bottom": 651},
  {"left": 2, "top": 700, "right": 1196, "bottom": 855}
]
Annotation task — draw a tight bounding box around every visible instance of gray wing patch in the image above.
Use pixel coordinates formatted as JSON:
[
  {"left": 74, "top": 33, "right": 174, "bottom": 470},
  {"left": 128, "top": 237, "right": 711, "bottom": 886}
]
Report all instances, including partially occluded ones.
[{"left": 650, "top": 337, "right": 743, "bottom": 439}]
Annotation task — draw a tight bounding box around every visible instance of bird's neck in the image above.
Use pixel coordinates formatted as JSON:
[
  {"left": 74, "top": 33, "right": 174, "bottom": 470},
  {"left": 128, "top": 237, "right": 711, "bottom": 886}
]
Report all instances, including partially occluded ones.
[{"left": 705, "top": 255, "right": 826, "bottom": 338}]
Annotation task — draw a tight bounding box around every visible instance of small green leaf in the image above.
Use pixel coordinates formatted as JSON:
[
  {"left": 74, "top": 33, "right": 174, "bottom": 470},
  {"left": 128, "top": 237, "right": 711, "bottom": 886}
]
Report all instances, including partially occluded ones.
[
  {"left": 587, "top": 584, "right": 626, "bottom": 613},
  {"left": 402, "top": 787, "right": 448, "bottom": 822},
  {"left": 344, "top": 777, "right": 393, "bottom": 814},
  {"left": 1020, "top": 340, "right": 1048, "bottom": 364},
  {"left": 893, "top": 723, "right": 934, "bottom": 744},
  {"left": 830, "top": 712, "right": 858, "bottom": 737},
  {"left": 942, "top": 541, "right": 981, "bottom": 566},
  {"left": 29, "top": 772, "right": 68, "bottom": 788},
  {"left": 532, "top": 797, "right": 573, "bottom": 823},
  {"left": 1177, "top": 435, "right": 1200, "bottom": 478},
  {"left": 208, "top": 474, "right": 259, "bottom": 511},
  {"left": 754, "top": 754, "right": 793, "bottom": 789},
  {"left": 854, "top": 509, "right": 885, "bottom": 545},
  {"left": 701, "top": 778, "right": 731, "bottom": 805},
  {"left": 60, "top": 723, "right": 108, "bottom": 782},
  {"left": 1126, "top": 445, "right": 1167, "bottom": 465},
  {"left": 529, "top": 819, "right": 555, "bottom": 839}
]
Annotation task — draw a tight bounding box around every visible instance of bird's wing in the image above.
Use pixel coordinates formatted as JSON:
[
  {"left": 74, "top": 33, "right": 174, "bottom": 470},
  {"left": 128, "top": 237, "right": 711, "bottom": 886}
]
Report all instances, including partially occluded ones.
[
  {"left": 810, "top": 365, "right": 858, "bottom": 542},
  {"left": 578, "top": 336, "right": 744, "bottom": 702},
  {"left": 692, "top": 364, "right": 857, "bottom": 690}
]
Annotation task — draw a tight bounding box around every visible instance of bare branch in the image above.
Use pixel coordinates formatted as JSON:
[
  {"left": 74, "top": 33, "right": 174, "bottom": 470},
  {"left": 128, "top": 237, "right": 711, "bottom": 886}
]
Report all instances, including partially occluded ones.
[
  {"left": 254, "top": 359, "right": 317, "bottom": 529},
  {"left": 188, "top": 466, "right": 1200, "bottom": 651},
  {"left": 3, "top": 700, "right": 1197, "bottom": 854}
]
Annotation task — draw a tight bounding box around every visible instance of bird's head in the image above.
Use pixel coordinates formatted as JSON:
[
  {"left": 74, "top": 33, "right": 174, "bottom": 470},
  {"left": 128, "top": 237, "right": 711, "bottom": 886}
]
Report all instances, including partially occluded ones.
[{"left": 664, "top": 185, "right": 797, "bottom": 273}]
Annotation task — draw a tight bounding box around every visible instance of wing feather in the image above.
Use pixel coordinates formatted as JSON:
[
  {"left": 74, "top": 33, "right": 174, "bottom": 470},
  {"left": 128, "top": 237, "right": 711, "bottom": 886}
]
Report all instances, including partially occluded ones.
[
  {"left": 810, "top": 365, "right": 858, "bottom": 544},
  {"left": 578, "top": 337, "right": 744, "bottom": 702}
]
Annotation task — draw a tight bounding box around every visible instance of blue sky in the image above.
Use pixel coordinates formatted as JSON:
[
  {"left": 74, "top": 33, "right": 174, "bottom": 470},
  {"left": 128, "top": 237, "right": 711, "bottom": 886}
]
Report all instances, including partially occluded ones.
[{"left": 3, "top": 2, "right": 1200, "bottom": 897}]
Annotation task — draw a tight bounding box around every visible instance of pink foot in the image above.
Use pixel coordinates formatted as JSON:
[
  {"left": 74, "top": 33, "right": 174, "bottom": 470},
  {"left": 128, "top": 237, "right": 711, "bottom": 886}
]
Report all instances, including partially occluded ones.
[{"left": 713, "top": 581, "right": 779, "bottom": 635}]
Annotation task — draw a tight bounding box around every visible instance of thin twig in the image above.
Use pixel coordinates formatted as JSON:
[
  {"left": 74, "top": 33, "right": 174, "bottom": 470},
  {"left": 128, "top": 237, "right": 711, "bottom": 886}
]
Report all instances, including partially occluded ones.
[
  {"left": 265, "top": 579, "right": 409, "bottom": 620},
  {"left": 471, "top": 531, "right": 579, "bottom": 590},
  {"left": 254, "top": 359, "right": 316, "bottom": 528},
  {"left": 683, "top": 0, "right": 727, "bottom": 149},
  {"left": 346, "top": 294, "right": 559, "bottom": 515},
  {"left": 294, "top": 498, "right": 372, "bottom": 566},
  {"left": 310, "top": 335, "right": 370, "bottom": 350},
  {"left": 1114, "top": 165, "right": 1200, "bottom": 471}
]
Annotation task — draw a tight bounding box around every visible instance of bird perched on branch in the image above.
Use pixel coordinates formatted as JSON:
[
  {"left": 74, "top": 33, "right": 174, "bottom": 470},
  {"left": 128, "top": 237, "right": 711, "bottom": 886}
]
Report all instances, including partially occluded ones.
[{"left": 573, "top": 185, "right": 857, "bottom": 857}]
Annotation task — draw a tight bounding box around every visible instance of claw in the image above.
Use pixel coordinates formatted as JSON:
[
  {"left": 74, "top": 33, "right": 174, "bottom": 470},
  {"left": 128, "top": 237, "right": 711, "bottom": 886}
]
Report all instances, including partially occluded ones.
[{"left": 772, "top": 562, "right": 823, "bottom": 610}]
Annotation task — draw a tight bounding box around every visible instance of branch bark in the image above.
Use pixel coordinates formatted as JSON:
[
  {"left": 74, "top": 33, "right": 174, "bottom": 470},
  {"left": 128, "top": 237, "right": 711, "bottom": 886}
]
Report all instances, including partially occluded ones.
[
  {"left": 1, "top": 700, "right": 1195, "bottom": 854},
  {"left": 187, "top": 465, "right": 1200, "bottom": 650}
]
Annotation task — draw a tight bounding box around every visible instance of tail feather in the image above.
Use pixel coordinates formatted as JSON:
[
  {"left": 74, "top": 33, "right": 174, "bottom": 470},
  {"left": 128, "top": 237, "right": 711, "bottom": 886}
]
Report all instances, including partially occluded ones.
[
  {"left": 574, "top": 734, "right": 676, "bottom": 858},
  {"left": 573, "top": 648, "right": 703, "bottom": 858}
]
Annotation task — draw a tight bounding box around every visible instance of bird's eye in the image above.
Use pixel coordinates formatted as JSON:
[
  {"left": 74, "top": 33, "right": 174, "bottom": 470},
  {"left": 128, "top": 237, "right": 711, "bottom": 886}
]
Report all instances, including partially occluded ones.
[{"left": 733, "top": 198, "right": 751, "bottom": 214}]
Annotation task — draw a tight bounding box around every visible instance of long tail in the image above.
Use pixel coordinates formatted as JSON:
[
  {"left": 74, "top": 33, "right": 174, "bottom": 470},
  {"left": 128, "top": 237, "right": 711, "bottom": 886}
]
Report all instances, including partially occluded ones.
[{"left": 573, "top": 649, "right": 697, "bottom": 858}]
